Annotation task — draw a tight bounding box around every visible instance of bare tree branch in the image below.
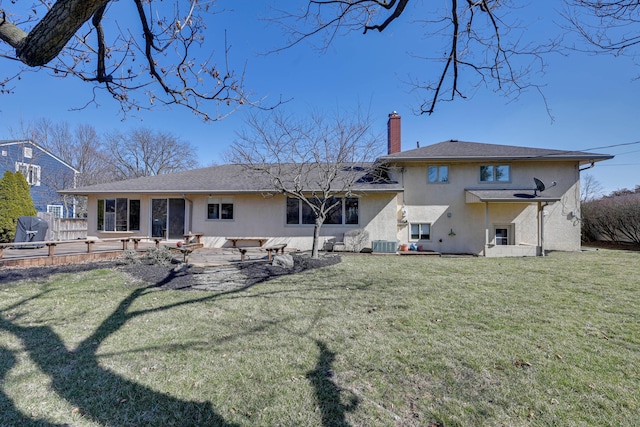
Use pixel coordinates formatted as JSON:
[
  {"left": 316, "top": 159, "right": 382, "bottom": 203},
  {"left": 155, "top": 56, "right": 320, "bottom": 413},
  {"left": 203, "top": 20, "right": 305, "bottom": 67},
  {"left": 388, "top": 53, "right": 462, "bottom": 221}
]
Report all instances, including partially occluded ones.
[
  {"left": 271, "top": 0, "right": 561, "bottom": 116},
  {"left": 564, "top": 0, "right": 640, "bottom": 54},
  {"left": 1, "top": 0, "right": 276, "bottom": 121},
  {"left": 227, "top": 108, "right": 385, "bottom": 258}
]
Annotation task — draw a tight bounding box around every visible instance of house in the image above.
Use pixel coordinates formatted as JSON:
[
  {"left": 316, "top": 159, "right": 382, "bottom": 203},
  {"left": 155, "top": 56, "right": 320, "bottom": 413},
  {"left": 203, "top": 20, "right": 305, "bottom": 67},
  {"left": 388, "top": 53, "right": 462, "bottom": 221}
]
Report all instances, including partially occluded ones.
[
  {"left": 59, "top": 114, "right": 613, "bottom": 256},
  {"left": 1, "top": 140, "right": 79, "bottom": 218}
]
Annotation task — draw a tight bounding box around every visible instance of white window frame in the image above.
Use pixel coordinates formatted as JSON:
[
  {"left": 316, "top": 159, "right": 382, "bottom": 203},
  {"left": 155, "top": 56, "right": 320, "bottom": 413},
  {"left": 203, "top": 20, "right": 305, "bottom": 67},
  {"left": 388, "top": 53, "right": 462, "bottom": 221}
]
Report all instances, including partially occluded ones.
[
  {"left": 23, "top": 147, "right": 33, "bottom": 158},
  {"left": 493, "top": 225, "right": 513, "bottom": 245},
  {"left": 15, "top": 162, "right": 41, "bottom": 186},
  {"left": 427, "top": 165, "right": 449, "bottom": 183},
  {"left": 47, "top": 205, "right": 64, "bottom": 218},
  {"left": 410, "top": 223, "right": 431, "bottom": 241}
]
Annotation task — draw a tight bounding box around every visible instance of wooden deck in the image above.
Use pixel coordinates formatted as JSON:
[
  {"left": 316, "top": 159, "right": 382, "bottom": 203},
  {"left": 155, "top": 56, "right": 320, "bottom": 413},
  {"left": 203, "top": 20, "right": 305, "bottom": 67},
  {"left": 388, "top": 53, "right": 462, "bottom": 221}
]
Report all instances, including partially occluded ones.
[{"left": 0, "top": 239, "right": 159, "bottom": 268}]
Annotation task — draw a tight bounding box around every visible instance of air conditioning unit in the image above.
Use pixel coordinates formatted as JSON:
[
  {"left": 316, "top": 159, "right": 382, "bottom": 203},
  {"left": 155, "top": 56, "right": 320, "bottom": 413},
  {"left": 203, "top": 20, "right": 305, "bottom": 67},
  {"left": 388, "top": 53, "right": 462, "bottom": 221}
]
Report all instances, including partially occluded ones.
[{"left": 372, "top": 240, "right": 398, "bottom": 254}]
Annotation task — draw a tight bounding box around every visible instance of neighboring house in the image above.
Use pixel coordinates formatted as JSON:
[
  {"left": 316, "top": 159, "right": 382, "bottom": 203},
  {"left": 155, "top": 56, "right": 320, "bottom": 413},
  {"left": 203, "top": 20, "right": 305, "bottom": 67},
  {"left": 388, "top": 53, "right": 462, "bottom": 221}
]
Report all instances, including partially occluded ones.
[
  {"left": 59, "top": 114, "right": 613, "bottom": 256},
  {"left": 1, "top": 140, "right": 79, "bottom": 218}
]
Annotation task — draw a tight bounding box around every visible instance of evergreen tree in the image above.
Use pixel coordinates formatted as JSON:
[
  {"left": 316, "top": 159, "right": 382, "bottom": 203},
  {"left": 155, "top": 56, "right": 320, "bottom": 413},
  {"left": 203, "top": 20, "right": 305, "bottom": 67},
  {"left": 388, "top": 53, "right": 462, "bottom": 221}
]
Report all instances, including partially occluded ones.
[{"left": 0, "top": 171, "right": 37, "bottom": 242}]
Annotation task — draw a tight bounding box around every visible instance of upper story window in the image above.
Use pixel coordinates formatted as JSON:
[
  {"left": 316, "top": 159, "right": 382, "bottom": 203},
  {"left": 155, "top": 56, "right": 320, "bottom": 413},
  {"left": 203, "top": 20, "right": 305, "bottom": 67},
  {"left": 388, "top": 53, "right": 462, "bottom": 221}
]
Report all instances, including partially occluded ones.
[
  {"left": 15, "top": 162, "right": 41, "bottom": 186},
  {"left": 286, "top": 197, "right": 359, "bottom": 225},
  {"left": 23, "top": 147, "right": 33, "bottom": 158},
  {"left": 480, "top": 165, "right": 510, "bottom": 183},
  {"left": 428, "top": 165, "right": 449, "bottom": 183},
  {"left": 207, "top": 197, "right": 234, "bottom": 220},
  {"left": 47, "top": 205, "right": 64, "bottom": 219}
]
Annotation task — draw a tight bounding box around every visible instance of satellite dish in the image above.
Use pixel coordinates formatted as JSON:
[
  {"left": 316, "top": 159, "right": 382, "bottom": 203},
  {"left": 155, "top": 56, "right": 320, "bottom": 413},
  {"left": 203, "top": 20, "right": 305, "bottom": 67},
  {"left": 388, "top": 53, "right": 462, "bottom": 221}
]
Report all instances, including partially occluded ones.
[
  {"left": 534, "top": 178, "right": 545, "bottom": 194},
  {"left": 514, "top": 178, "right": 558, "bottom": 198}
]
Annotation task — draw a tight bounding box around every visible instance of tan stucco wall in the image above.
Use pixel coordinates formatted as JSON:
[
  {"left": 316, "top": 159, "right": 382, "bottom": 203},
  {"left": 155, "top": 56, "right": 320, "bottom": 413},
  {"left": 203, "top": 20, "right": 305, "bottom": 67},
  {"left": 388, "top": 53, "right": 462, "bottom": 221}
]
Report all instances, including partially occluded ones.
[
  {"left": 85, "top": 192, "right": 398, "bottom": 251},
  {"left": 83, "top": 159, "right": 582, "bottom": 256},
  {"left": 391, "top": 160, "right": 582, "bottom": 255}
]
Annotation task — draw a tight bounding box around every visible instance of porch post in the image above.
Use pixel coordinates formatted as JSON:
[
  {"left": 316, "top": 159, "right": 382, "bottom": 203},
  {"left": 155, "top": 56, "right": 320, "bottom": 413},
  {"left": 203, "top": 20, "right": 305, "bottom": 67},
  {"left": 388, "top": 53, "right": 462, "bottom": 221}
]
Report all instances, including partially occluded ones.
[
  {"left": 484, "top": 202, "right": 489, "bottom": 256},
  {"left": 538, "top": 201, "right": 545, "bottom": 256}
]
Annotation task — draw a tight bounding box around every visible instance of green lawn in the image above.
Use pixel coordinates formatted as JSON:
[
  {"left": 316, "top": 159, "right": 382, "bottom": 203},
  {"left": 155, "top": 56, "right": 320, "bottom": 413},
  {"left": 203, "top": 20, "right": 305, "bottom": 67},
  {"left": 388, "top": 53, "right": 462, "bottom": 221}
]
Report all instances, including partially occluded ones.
[{"left": 1, "top": 249, "right": 638, "bottom": 426}]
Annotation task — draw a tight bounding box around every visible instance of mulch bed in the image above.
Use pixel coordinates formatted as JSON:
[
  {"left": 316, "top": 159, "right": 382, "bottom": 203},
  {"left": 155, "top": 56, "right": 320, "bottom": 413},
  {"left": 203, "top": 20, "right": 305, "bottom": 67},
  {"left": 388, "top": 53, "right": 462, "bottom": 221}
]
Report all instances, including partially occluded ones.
[{"left": 0, "top": 254, "right": 342, "bottom": 291}]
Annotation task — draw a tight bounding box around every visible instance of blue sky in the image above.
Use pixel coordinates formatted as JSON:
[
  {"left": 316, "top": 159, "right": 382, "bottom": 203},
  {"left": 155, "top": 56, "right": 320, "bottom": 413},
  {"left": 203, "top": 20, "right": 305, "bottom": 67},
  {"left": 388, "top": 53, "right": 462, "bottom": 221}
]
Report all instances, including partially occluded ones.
[{"left": 1, "top": 1, "right": 638, "bottom": 195}]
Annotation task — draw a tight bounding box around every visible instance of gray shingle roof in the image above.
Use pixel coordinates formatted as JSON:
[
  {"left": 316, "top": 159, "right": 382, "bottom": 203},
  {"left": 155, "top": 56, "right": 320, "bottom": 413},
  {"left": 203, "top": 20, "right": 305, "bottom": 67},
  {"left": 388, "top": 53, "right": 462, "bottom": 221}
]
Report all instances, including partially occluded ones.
[
  {"left": 61, "top": 163, "right": 402, "bottom": 195},
  {"left": 380, "top": 140, "right": 613, "bottom": 164}
]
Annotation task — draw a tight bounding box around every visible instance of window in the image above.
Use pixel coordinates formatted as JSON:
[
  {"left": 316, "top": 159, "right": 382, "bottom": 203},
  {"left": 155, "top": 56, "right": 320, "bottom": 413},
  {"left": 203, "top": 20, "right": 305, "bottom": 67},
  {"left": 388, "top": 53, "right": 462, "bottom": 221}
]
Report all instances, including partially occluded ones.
[
  {"left": 23, "top": 147, "right": 33, "bottom": 158},
  {"left": 207, "top": 197, "right": 234, "bottom": 220},
  {"left": 410, "top": 223, "right": 431, "bottom": 240},
  {"left": 494, "top": 226, "right": 512, "bottom": 245},
  {"left": 480, "top": 165, "right": 510, "bottom": 182},
  {"left": 495, "top": 228, "right": 509, "bottom": 245},
  {"left": 428, "top": 165, "right": 449, "bottom": 183},
  {"left": 97, "top": 198, "right": 140, "bottom": 231},
  {"left": 286, "top": 197, "right": 359, "bottom": 225},
  {"left": 15, "top": 162, "right": 41, "bottom": 186},
  {"left": 47, "top": 205, "right": 63, "bottom": 218}
]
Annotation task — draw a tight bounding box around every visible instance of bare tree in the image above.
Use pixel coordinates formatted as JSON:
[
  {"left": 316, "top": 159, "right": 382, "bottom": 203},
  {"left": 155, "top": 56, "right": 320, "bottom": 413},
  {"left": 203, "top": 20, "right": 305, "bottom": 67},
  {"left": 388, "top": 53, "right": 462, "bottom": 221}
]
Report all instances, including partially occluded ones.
[
  {"left": 580, "top": 173, "right": 604, "bottom": 202},
  {"left": 228, "top": 109, "right": 385, "bottom": 258},
  {"left": 21, "top": 119, "right": 112, "bottom": 217},
  {"left": 564, "top": 1, "right": 640, "bottom": 55},
  {"left": 0, "top": 0, "right": 255, "bottom": 120},
  {"left": 103, "top": 127, "right": 199, "bottom": 180},
  {"left": 271, "top": 0, "right": 560, "bottom": 115}
]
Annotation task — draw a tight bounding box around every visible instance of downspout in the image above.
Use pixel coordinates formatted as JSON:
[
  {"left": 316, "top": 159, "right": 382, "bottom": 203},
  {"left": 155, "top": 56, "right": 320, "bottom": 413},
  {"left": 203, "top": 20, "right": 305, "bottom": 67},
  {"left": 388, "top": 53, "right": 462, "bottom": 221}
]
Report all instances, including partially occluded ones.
[{"left": 579, "top": 162, "right": 595, "bottom": 172}]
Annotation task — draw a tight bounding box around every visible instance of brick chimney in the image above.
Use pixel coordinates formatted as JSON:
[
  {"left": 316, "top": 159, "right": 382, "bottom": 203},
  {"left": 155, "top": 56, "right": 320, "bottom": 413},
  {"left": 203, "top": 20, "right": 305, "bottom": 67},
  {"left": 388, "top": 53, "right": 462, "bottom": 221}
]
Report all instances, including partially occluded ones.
[{"left": 387, "top": 111, "right": 401, "bottom": 154}]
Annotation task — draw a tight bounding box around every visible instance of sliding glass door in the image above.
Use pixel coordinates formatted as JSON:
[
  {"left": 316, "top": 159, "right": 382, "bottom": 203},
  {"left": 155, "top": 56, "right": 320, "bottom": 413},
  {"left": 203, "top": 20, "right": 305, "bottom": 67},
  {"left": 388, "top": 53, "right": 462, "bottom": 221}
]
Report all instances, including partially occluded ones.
[{"left": 151, "top": 198, "right": 185, "bottom": 240}]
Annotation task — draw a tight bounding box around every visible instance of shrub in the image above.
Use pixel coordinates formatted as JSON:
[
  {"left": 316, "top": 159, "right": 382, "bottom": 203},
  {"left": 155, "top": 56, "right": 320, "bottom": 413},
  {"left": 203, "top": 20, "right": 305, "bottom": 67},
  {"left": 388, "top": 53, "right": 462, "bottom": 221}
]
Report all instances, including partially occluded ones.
[
  {"left": 0, "top": 171, "right": 37, "bottom": 242},
  {"left": 143, "top": 246, "right": 174, "bottom": 266},
  {"left": 582, "top": 190, "right": 640, "bottom": 244},
  {"left": 116, "top": 249, "right": 142, "bottom": 265}
]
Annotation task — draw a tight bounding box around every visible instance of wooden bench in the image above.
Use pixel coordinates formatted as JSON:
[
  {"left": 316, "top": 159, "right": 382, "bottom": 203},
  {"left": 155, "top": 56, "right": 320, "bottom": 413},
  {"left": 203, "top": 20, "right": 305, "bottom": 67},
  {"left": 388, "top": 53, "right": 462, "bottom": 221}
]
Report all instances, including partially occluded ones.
[
  {"left": 263, "top": 243, "right": 287, "bottom": 261},
  {"left": 1, "top": 238, "right": 133, "bottom": 259},
  {"left": 183, "top": 233, "right": 204, "bottom": 245},
  {"left": 1, "top": 241, "right": 48, "bottom": 258},
  {"left": 83, "top": 238, "right": 131, "bottom": 252},
  {"left": 131, "top": 237, "right": 144, "bottom": 250},
  {"left": 227, "top": 237, "right": 269, "bottom": 248}
]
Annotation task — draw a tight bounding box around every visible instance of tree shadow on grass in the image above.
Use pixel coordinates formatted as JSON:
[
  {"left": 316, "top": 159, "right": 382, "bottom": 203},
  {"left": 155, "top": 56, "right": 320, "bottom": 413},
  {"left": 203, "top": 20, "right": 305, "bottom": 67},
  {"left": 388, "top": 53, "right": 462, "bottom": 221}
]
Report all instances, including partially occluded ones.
[
  {"left": 306, "top": 340, "right": 359, "bottom": 427},
  {"left": 0, "top": 270, "right": 241, "bottom": 426},
  {"left": 0, "top": 346, "right": 69, "bottom": 426}
]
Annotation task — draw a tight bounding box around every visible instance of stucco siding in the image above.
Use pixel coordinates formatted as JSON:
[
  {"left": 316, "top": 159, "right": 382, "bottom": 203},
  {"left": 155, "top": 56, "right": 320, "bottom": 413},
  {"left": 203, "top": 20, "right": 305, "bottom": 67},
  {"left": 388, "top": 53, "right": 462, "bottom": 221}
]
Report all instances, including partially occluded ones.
[
  {"left": 86, "top": 192, "right": 399, "bottom": 251},
  {"left": 395, "top": 160, "right": 582, "bottom": 255}
]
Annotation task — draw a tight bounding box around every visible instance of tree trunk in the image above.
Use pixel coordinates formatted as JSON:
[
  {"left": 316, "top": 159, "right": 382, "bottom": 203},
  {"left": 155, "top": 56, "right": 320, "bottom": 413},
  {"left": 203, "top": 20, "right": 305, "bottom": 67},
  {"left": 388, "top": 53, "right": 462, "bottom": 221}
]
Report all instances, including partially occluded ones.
[
  {"left": 311, "top": 219, "right": 323, "bottom": 259},
  {"left": 16, "top": 0, "right": 111, "bottom": 66}
]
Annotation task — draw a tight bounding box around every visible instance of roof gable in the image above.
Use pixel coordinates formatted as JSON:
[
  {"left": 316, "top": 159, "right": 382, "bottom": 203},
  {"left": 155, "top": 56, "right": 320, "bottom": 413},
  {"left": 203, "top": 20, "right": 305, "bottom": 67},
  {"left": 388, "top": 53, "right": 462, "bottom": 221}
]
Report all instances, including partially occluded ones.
[{"left": 0, "top": 140, "right": 79, "bottom": 173}]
